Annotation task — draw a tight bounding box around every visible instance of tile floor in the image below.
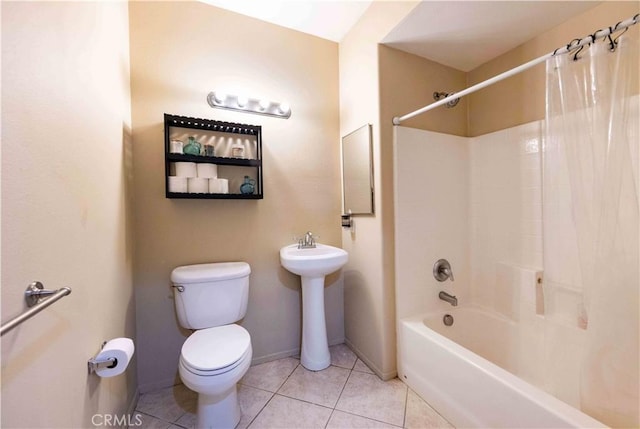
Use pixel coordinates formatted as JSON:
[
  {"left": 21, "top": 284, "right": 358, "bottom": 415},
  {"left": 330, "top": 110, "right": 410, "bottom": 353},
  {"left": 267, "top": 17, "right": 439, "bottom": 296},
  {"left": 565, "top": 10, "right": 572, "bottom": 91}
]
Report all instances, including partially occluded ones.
[{"left": 132, "top": 344, "right": 454, "bottom": 429}]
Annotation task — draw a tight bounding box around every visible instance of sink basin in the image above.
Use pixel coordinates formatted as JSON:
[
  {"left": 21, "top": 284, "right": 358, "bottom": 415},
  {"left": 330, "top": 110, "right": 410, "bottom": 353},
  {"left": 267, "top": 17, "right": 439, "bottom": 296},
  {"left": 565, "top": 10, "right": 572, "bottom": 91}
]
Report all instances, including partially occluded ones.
[
  {"left": 280, "top": 244, "right": 348, "bottom": 278},
  {"left": 280, "top": 243, "right": 349, "bottom": 371}
]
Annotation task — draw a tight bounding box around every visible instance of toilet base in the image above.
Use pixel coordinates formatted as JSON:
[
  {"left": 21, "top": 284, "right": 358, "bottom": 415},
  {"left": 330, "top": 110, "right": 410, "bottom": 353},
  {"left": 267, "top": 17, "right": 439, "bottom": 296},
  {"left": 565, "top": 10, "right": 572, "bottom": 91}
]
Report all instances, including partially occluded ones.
[{"left": 196, "top": 386, "right": 240, "bottom": 429}]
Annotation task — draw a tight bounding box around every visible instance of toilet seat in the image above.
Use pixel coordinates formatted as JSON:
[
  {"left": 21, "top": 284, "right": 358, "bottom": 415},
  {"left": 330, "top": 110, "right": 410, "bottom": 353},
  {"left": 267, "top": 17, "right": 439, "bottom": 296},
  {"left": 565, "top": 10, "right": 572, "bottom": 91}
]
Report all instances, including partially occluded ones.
[{"left": 181, "top": 324, "right": 251, "bottom": 376}]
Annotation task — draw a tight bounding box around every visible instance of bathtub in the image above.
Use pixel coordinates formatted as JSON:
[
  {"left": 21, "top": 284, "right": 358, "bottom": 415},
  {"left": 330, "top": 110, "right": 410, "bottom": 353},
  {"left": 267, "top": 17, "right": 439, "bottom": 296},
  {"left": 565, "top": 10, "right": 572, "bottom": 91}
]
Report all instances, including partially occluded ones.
[{"left": 398, "top": 306, "right": 606, "bottom": 428}]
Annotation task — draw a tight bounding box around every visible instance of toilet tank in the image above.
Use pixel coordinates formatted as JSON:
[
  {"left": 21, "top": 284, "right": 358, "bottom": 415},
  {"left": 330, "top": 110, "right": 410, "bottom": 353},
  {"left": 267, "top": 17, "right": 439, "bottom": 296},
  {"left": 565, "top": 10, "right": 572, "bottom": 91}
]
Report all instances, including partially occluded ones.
[{"left": 171, "top": 262, "right": 250, "bottom": 330}]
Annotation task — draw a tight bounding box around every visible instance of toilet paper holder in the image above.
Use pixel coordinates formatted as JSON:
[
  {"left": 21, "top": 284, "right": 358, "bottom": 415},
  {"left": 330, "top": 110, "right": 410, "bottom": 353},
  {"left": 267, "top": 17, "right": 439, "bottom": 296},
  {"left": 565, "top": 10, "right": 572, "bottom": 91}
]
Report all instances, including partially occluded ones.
[{"left": 87, "top": 341, "right": 118, "bottom": 375}]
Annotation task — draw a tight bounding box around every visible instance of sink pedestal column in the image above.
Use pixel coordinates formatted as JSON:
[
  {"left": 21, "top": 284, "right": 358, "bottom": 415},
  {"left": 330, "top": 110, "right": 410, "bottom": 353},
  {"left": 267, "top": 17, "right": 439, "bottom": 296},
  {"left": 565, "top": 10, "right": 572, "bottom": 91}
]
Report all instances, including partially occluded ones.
[{"left": 300, "top": 276, "right": 330, "bottom": 371}]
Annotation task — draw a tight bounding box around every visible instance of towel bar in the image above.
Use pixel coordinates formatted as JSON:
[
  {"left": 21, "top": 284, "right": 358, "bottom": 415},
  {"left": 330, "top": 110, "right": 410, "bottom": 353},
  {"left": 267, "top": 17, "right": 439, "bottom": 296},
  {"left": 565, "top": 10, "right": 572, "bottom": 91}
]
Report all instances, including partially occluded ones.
[{"left": 0, "top": 282, "right": 72, "bottom": 336}]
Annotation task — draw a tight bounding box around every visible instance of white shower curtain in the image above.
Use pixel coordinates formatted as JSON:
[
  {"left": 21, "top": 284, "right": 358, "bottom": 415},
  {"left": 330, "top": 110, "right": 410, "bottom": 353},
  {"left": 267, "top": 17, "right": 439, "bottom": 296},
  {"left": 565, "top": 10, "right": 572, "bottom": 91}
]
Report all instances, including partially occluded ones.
[{"left": 543, "top": 34, "right": 639, "bottom": 428}]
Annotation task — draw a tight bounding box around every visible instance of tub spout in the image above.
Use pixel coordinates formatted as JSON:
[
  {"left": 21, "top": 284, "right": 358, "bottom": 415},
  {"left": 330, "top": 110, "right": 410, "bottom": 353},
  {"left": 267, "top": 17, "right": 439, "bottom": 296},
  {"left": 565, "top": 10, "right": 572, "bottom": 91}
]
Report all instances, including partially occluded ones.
[{"left": 439, "top": 291, "right": 458, "bottom": 306}]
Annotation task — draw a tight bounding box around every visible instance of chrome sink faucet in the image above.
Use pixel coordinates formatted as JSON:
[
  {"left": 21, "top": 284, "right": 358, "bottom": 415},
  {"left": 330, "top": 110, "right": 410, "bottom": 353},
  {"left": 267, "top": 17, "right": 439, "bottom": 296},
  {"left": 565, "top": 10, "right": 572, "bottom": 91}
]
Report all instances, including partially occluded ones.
[
  {"left": 298, "top": 231, "right": 316, "bottom": 249},
  {"left": 439, "top": 291, "right": 458, "bottom": 306}
]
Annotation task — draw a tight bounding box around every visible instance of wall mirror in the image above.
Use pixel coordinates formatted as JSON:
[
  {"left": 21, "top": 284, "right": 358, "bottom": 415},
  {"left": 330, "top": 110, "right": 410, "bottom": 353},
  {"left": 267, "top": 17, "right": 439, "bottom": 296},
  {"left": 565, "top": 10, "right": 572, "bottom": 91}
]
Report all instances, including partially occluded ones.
[{"left": 342, "top": 124, "right": 374, "bottom": 215}]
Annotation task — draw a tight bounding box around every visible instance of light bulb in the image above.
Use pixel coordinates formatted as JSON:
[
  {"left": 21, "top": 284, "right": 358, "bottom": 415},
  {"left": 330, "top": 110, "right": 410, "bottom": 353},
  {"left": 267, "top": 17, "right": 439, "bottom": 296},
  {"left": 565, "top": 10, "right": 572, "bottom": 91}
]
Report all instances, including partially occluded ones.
[
  {"left": 259, "top": 99, "right": 270, "bottom": 110},
  {"left": 237, "top": 95, "right": 249, "bottom": 108},
  {"left": 213, "top": 91, "right": 226, "bottom": 104},
  {"left": 278, "top": 102, "right": 290, "bottom": 114}
]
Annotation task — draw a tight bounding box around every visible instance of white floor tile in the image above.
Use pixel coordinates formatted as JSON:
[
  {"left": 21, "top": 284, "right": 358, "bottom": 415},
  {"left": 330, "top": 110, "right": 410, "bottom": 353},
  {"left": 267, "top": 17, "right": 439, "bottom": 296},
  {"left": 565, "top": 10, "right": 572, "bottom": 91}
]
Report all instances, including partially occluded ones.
[
  {"left": 237, "top": 384, "right": 274, "bottom": 429},
  {"left": 330, "top": 344, "right": 357, "bottom": 369},
  {"left": 327, "top": 410, "right": 401, "bottom": 428},
  {"left": 136, "top": 384, "right": 196, "bottom": 423},
  {"left": 335, "top": 372, "right": 407, "bottom": 427},
  {"left": 129, "top": 412, "right": 172, "bottom": 429},
  {"left": 353, "top": 358, "right": 374, "bottom": 374},
  {"left": 278, "top": 365, "right": 350, "bottom": 408},
  {"left": 248, "top": 394, "right": 332, "bottom": 429},
  {"left": 135, "top": 357, "right": 456, "bottom": 429},
  {"left": 405, "top": 389, "right": 454, "bottom": 429},
  {"left": 240, "top": 357, "right": 299, "bottom": 392}
]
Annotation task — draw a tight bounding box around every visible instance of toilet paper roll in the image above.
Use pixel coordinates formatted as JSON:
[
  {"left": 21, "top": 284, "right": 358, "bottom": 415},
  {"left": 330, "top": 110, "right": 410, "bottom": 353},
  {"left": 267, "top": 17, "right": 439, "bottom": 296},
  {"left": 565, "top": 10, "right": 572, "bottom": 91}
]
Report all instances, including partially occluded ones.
[
  {"left": 218, "top": 178, "right": 229, "bottom": 194},
  {"left": 168, "top": 176, "right": 188, "bottom": 193},
  {"left": 95, "top": 338, "right": 135, "bottom": 378},
  {"left": 197, "top": 163, "right": 218, "bottom": 178},
  {"left": 188, "top": 177, "right": 208, "bottom": 193},
  {"left": 208, "top": 178, "right": 220, "bottom": 194},
  {"left": 174, "top": 162, "right": 197, "bottom": 178}
]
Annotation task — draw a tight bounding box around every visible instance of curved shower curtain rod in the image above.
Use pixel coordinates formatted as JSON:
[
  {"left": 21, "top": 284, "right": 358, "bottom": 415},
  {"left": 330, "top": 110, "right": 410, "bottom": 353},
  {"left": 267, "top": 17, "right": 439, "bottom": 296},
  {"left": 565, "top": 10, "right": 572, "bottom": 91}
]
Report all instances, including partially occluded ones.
[{"left": 392, "top": 14, "right": 640, "bottom": 125}]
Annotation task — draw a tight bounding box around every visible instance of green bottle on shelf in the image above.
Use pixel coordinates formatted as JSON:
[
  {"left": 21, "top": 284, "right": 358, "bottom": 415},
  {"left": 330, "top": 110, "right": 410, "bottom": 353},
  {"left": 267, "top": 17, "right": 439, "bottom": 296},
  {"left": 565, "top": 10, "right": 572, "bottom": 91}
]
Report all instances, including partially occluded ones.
[
  {"left": 183, "top": 136, "right": 201, "bottom": 156},
  {"left": 240, "top": 176, "right": 256, "bottom": 194}
]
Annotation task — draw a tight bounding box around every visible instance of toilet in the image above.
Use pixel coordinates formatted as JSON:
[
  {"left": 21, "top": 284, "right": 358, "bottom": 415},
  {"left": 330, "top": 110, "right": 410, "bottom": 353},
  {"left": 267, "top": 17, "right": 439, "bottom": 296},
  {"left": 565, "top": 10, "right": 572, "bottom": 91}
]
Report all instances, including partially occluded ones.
[{"left": 171, "top": 262, "right": 252, "bottom": 429}]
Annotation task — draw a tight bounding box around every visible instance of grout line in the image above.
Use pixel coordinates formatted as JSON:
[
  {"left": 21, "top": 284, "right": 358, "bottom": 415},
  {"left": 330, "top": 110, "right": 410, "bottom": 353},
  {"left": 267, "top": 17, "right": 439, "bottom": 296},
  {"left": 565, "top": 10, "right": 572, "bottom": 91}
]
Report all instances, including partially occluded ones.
[
  {"left": 334, "top": 366, "right": 352, "bottom": 410},
  {"left": 324, "top": 409, "right": 335, "bottom": 429},
  {"left": 333, "top": 409, "right": 405, "bottom": 428},
  {"left": 245, "top": 361, "right": 301, "bottom": 428},
  {"left": 274, "top": 361, "right": 300, "bottom": 393},
  {"left": 274, "top": 392, "right": 337, "bottom": 411},
  {"left": 131, "top": 410, "right": 176, "bottom": 428},
  {"left": 244, "top": 390, "right": 276, "bottom": 429}
]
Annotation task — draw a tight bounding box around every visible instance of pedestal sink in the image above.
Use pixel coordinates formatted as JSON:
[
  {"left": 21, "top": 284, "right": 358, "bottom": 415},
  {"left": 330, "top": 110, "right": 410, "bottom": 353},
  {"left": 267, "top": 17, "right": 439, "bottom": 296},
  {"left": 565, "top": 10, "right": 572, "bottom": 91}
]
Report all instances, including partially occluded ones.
[{"left": 280, "top": 243, "right": 348, "bottom": 370}]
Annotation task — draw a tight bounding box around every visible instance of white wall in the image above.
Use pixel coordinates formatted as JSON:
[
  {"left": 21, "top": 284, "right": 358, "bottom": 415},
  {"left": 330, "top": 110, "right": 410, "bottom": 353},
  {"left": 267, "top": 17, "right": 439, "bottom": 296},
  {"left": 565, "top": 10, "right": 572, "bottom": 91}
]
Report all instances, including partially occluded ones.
[{"left": 1, "top": 2, "right": 136, "bottom": 427}]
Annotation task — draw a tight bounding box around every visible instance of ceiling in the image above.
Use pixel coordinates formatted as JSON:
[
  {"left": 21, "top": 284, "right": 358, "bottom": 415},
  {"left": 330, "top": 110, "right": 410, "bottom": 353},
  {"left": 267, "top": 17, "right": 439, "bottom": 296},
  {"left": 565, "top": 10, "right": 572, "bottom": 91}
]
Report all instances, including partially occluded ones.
[
  {"left": 382, "top": 1, "right": 602, "bottom": 71},
  {"left": 199, "top": 0, "right": 372, "bottom": 42},
  {"left": 201, "top": 1, "right": 604, "bottom": 72}
]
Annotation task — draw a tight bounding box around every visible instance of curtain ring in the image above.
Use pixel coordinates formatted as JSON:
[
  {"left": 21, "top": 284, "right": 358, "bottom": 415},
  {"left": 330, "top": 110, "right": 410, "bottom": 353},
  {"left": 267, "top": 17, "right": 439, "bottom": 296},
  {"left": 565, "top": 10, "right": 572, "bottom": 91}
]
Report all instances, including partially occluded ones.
[
  {"left": 566, "top": 38, "right": 582, "bottom": 61},
  {"left": 612, "top": 25, "right": 629, "bottom": 49},
  {"left": 572, "top": 45, "right": 584, "bottom": 61}
]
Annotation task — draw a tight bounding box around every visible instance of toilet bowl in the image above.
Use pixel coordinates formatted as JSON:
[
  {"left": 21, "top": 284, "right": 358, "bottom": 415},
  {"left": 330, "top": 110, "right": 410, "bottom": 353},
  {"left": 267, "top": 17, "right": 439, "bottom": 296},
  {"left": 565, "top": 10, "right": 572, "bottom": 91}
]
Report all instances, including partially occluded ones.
[
  {"left": 178, "top": 325, "right": 252, "bottom": 428},
  {"left": 171, "top": 262, "right": 252, "bottom": 429}
]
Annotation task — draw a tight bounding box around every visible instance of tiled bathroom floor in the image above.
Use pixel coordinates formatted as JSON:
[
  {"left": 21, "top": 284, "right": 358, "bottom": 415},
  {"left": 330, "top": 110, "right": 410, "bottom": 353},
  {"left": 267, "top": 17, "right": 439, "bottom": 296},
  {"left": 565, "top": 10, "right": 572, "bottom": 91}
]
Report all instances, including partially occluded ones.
[{"left": 132, "top": 344, "right": 454, "bottom": 429}]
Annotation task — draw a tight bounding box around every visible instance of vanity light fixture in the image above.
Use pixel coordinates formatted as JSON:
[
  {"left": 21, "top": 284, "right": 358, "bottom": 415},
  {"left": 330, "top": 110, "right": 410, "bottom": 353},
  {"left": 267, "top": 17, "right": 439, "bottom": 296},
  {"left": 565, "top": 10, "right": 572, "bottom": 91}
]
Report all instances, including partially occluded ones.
[
  {"left": 212, "top": 91, "right": 227, "bottom": 104},
  {"left": 259, "top": 99, "right": 271, "bottom": 111},
  {"left": 207, "top": 91, "right": 292, "bottom": 119},
  {"left": 236, "top": 95, "right": 249, "bottom": 108}
]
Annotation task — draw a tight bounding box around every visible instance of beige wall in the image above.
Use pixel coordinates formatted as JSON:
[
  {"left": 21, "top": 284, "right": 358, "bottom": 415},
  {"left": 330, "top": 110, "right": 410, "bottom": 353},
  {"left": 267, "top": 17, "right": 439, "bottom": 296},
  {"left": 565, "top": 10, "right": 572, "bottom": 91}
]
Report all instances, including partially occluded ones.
[
  {"left": 379, "top": 46, "right": 467, "bottom": 137},
  {"left": 468, "top": 1, "right": 640, "bottom": 136},
  {"left": 1, "top": 2, "right": 136, "bottom": 427},
  {"left": 339, "top": 0, "right": 419, "bottom": 380},
  {"left": 129, "top": 2, "right": 342, "bottom": 392}
]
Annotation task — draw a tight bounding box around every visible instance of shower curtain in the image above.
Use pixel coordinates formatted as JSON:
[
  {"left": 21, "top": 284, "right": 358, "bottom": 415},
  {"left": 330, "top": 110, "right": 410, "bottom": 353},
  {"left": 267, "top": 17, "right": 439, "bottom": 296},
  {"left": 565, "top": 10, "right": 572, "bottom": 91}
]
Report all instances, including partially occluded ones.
[{"left": 543, "top": 34, "right": 639, "bottom": 428}]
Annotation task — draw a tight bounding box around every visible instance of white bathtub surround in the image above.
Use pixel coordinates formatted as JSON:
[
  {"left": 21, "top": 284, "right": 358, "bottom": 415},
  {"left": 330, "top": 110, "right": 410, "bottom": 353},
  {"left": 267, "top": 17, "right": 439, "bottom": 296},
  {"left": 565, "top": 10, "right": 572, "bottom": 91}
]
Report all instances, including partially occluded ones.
[
  {"left": 393, "top": 126, "right": 470, "bottom": 319},
  {"left": 495, "top": 262, "right": 543, "bottom": 320},
  {"left": 392, "top": 122, "right": 613, "bottom": 427}
]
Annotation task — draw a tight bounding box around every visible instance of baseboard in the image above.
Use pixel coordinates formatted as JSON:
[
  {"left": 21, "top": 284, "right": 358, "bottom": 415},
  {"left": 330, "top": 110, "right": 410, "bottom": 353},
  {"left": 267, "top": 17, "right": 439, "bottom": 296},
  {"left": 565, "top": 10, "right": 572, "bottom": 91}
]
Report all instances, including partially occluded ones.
[
  {"left": 328, "top": 336, "right": 345, "bottom": 347},
  {"left": 251, "top": 337, "right": 346, "bottom": 366},
  {"left": 251, "top": 347, "right": 299, "bottom": 365},
  {"left": 126, "top": 387, "right": 140, "bottom": 416},
  {"left": 138, "top": 376, "right": 180, "bottom": 395},
  {"left": 344, "top": 338, "right": 397, "bottom": 381}
]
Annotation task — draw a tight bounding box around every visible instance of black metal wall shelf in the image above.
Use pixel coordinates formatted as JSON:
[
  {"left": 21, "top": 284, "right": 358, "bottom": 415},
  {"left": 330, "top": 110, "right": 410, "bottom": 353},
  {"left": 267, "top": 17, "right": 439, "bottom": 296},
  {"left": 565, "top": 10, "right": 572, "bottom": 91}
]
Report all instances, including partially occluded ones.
[
  {"left": 164, "top": 114, "right": 263, "bottom": 199},
  {"left": 166, "top": 153, "right": 261, "bottom": 167}
]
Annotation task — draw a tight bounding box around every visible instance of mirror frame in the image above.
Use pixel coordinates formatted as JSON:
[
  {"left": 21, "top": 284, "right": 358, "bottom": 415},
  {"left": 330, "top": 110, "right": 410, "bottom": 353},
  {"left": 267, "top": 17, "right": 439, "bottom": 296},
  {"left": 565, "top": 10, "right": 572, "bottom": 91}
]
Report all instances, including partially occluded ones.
[{"left": 341, "top": 124, "right": 374, "bottom": 215}]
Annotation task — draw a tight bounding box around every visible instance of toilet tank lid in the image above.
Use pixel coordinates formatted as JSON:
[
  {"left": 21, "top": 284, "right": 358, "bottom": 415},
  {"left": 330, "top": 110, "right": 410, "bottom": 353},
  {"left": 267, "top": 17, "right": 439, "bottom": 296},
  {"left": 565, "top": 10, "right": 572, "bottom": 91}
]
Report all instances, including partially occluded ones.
[{"left": 171, "top": 262, "right": 250, "bottom": 284}]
